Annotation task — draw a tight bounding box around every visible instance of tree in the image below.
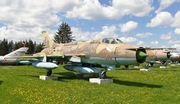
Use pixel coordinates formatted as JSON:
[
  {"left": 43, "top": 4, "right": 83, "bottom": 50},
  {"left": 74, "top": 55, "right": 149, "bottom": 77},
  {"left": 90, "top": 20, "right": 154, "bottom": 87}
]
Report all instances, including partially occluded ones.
[
  {"left": 35, "top": 43, "right": 44, "bottom": 53},
  {"left": 0, "top": 38, "right": 43, "bottom": 55},
  {"left": 54, "top": 22, "right": 75, "bottom": 43},
  {"left": 0, "top": 38, "right": 9, "bottom": 55},
  {"left": 26, "top": 39, "right": 36, "bottom": 54},
  {"left": 14, "top": 41, "right": 24, "bottom": 50},
  {"left": 8, "top": 40, "right": 14, "bottom": 53}
]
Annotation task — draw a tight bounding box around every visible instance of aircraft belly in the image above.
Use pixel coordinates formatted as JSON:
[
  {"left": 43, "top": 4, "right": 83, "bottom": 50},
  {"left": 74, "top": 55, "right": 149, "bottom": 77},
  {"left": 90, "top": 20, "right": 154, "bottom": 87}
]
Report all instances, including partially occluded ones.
[
  {"left": 0, "top": 59, "right": 17, "bottom": 64},
  {"left": 81, "top": 57, "right": 117, "bottom": 65},
  {"left": 81, "top": 57, "right": 139, "bottom": 65},
  {"left": 146, "top": 57, "right": 155, "bottom": 62},
  {"left": 64, "top": 65, "right": 100, "bottom": 73},
  {"left": 115, "top": 58, "right": 138, "bottom": 65}
]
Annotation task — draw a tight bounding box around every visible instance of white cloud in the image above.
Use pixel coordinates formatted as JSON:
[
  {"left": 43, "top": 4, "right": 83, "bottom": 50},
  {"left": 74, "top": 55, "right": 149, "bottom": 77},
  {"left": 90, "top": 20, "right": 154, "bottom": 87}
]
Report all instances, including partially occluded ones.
[
  {"left": 135, "top": 32, "right": 153, "bottom": 38},
  {"left": 0, "top": 26, "right": 55, "bottom": 43},
  {"left": 112, "top": 0, "right": 154, "bottom": 17},
  {"left": 119, "top": 37, "right": 137, "bottom": 43},
  {"left": 171, "top": 44, "right": 180, "bottom": 51},
  {"left": 64, "top": 0, "right": 123, "bottom": 20},
  {"left": 51, "top": 0, "right": 80, "bottom": 13},
  {"left": 71, "top": 27, "right": 92, "bottom": 41},
  {"left": 0, "top": 0, "right": 60, "bottom": 30},
  {"left": 147, "top": 11, "right": 180, "bottom": 28},
  {"left": 65, "top": 0, "right": 154, "bottom": 20},
  {"left": 168, "top": 40, "right": 180, "bottom": 44},
  {"left": 137, "top": 41, "right": 145, "bottom": 46},
  {"left": 146, "top": 12, "right": 173, "bottom": 27},
  {"left": 151, "top": 41, "right": 159, "bottom": 45},
  {"left": 160, "top": 33, "right": 172, "bottom": 40},
  {"left": 174, "top": 28, "right": 180, "bottom": 35},
  {"left": 172, "top": 11, "right": 180, "bottom": 28},
  {"left": 71, "top": 25, "right": 118, "bottom": 41},
  {"left": 155, "top": 0, "right": 179, "bottom": 13},
  {"left": 117, "top": 37, "right": 147, "bottom": 47},
  {"left": 119, "top": 21, "right": 138, "bottom": 33}
]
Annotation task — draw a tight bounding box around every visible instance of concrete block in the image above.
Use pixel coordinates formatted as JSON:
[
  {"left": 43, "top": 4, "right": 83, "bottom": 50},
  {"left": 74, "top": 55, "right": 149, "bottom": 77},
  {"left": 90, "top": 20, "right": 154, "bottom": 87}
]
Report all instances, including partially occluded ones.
[
  {"left": 134, "top": 66, "right": 140, "bottom": 68},
  {"left": 39, "top": 76, "right": 58, "bottom": 80},
  {"left": 89, "top": 78, "right": 113, "bottom": 84},
  {"left": 140, "top": 69, "right": 149, "bottom": 71},
  {"left": 108, "top": 68, "right": 115, "bottom": 71},
  {"left": 159, "top": 66, "right": 170, "bottom": 68},
  {"left": 171, "top": 64, "right": 176, "bottom": 66}
]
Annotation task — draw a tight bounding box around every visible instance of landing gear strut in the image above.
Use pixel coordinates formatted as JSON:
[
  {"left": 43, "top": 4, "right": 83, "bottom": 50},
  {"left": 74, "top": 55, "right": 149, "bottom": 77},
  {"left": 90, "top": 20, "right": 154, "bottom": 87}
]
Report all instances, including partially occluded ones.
[
  {"left": 144, "top": 63, "right": 149, "bottom": 69},
  {"left": 124, "top": 65, "right": 129, "bottom": 70},
  {"left": 99, "top": 67, "right": 108, "bottom": 79},
  {"left": 161, "top": 61, "right": 167, "bottom": 66},
  {"left": 46, "top": 69, "right": 52, "bottom": 76}
]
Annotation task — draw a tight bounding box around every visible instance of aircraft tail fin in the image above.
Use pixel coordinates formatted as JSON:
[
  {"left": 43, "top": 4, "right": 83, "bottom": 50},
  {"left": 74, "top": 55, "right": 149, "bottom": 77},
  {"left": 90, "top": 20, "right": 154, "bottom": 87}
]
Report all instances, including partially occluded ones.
[
  {"left": 4, "top": 47, "right": 29, "bottom": 57},
  {"left": 42, "top": 31, "right": 55, "bottom": 48}
]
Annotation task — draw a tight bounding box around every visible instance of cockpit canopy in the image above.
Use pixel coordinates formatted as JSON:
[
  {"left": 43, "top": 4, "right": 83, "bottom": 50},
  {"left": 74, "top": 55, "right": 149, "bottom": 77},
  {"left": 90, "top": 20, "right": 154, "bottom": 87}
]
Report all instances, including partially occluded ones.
[{"left": 102, "top": 38, "right": 123, "bottom": 44}]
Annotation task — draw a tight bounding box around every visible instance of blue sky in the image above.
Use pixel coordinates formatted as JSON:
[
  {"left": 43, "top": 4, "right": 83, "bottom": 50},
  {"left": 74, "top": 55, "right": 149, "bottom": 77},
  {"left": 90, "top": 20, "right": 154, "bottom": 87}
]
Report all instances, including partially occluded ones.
[{"left": 0, "top": 0, "right": 180, "bottom": 50}]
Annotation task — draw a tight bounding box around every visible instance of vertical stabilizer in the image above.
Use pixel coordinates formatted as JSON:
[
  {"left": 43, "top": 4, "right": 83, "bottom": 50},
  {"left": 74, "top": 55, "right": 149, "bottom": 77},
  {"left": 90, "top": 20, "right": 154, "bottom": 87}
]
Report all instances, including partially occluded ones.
[
  {"left": 4, "top": 47, "right": 29, "bottom": 57},
  {"left": 42, "top": 31, "right": 55, "bottom": 48}
]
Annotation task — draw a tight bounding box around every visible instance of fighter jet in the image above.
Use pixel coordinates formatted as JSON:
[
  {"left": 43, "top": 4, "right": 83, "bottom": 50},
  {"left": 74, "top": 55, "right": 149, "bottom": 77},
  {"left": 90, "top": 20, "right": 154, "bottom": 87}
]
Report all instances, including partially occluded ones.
[
  {"left": 170, "top": 51, "right": 180, "bottom": 61},
  {"left": 143, "top": 48, "right": 171, "bottom": 69},
  {"left": 0, "top": 47, "right": 29, "bottom": 64},
  {"left": 17, "top": 31, "right": 148, "bottom": 79},
  {"left": 168, "top": 50, "right": 180, "bottom": 65}
]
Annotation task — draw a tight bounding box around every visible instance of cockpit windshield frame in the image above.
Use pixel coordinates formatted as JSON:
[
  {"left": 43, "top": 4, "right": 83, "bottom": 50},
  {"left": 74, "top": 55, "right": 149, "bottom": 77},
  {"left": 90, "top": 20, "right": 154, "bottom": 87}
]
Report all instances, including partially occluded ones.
[{"left": 102, "top": 38, "right": 123, "bottom": 44}]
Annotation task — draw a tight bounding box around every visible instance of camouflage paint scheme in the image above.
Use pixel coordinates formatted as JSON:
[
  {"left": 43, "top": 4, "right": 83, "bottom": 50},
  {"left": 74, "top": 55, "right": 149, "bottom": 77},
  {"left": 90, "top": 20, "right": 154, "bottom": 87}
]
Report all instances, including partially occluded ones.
[
  {"left": 145, "top": 49, "right": 171, "bottom": 63},
  {"left": 26, "top": 31, "right": 147, "bottom": 78},
  {"left": 17, "top": 31, "right": 149, "bottom": 78},
  {"left": 38, "top": 31, "right": 171, "bottom": 68},
  {"left": 36, "top": 31, "right": 148, "bottom": 66}
]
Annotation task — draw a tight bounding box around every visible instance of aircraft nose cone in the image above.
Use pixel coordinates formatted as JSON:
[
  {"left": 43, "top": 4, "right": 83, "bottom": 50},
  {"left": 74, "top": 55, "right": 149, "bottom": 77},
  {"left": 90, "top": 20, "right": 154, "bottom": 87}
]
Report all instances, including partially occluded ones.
[
  {"left": 54, "top": 64, "right": 58, "bottom": 68},
  {"left": 139, "top": 51, "right": 148, "bottom": 57},
  {"left": 136, "top": 50, "right": 148, "bottom": 63}
]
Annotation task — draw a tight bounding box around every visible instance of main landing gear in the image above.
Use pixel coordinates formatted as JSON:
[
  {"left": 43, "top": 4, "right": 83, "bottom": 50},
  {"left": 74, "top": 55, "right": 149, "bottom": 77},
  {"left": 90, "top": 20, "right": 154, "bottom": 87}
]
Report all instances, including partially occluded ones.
[
  {"left": 99, "top": 67, "right": 108, "bottom": 79},
  {"left": 46, "top": 69, "right": 52, "bottom": 76}
]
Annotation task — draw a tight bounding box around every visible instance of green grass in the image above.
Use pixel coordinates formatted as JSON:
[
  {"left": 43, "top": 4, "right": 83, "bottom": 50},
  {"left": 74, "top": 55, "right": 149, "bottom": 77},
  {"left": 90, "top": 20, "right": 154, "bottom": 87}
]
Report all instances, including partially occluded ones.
[{"left": 0, "top": 64, "right": 180, "bottom": 104}]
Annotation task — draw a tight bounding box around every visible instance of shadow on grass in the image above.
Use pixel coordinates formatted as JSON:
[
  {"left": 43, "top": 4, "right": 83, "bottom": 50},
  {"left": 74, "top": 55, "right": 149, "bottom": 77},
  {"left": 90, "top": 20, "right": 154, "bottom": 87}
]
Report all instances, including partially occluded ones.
[
  {"left": 54, "top": 72, "right": 92, "bottom": 81},
  {"left": 153, "top": 69, "right": 180, "bottom": 72},
  {"left": 18, "top": 72, "right": 88, "bottom": 82},
  {"left": 113, "top": 79, "right": 163, "bottom": 88},
  {"left": 0, "top": 81, "right": 3, "bottom": 85},
  {"left": 19, "top": 74, "right": 39, "bottom": 78}
]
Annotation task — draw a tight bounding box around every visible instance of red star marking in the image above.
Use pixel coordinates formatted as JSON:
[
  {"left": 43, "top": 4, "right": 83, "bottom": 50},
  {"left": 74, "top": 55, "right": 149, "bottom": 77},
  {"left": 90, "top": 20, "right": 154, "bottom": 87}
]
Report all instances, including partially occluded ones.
[
  {"left": 14, "top": 53, "right": 18, "bottom": 56},
  {"left": 4, "top": 58, "right": 7, "bottom": 61}
]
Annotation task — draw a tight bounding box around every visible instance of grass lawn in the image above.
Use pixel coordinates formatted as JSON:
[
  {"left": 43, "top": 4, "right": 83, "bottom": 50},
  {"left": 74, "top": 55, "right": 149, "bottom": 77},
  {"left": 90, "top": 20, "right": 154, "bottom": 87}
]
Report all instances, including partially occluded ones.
[{"left": 0, "top": 64, "right": 180, "bottom": 104}]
